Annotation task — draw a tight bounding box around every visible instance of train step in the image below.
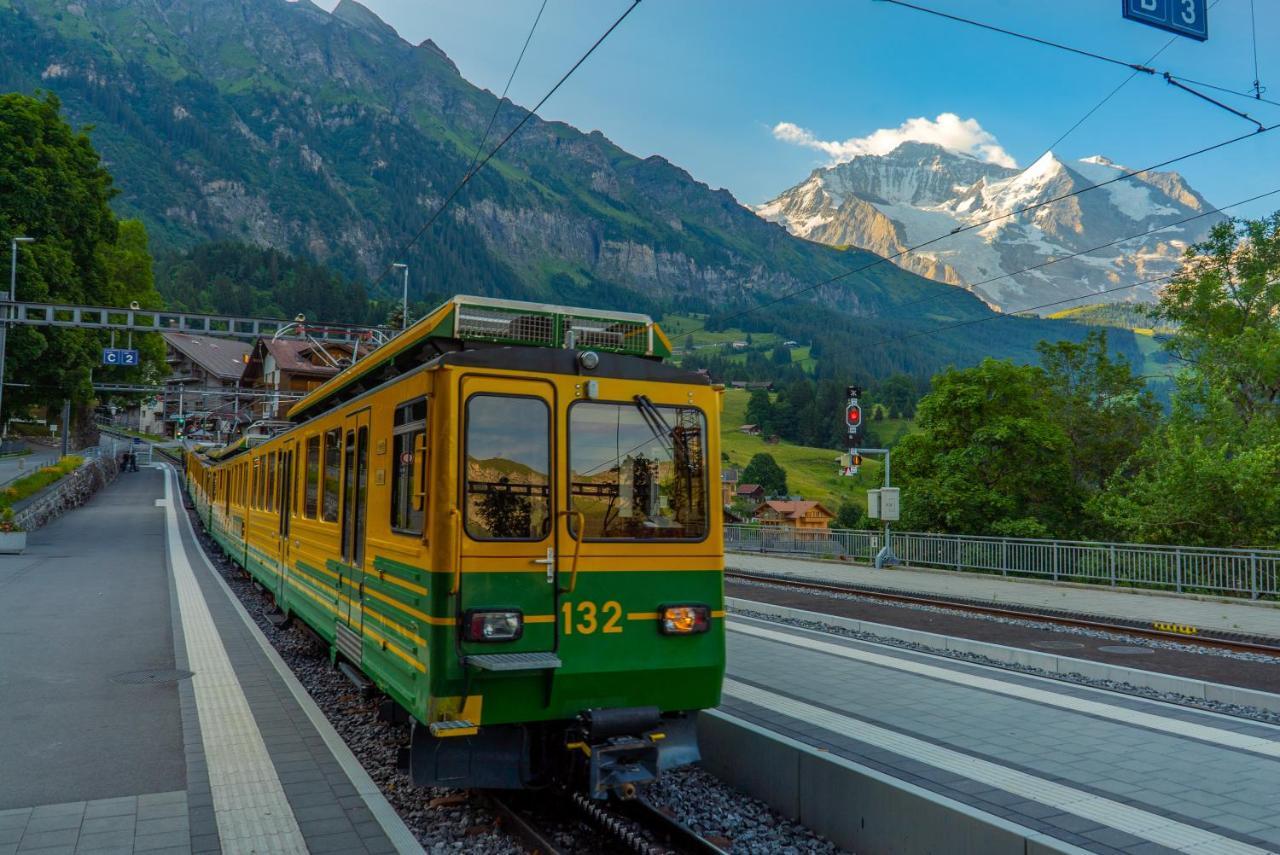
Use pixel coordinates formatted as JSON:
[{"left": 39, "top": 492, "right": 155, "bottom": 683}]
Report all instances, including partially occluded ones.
[{"left": 463, "top": 652, "right": 563, "bottom": 672}]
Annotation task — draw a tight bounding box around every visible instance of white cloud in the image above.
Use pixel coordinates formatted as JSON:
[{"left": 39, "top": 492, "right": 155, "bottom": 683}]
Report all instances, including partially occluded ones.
[{"left": 771, "top": 113, "right": 1018, "bottom": 169}]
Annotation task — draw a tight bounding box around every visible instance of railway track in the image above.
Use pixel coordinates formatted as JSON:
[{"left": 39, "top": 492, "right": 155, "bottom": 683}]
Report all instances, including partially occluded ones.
[
  {"left": 726, "top": 568, "right": 1280, "bottom": 657},
  {"left": 490, "top": 789, "right": 729, "bottom": 855}
]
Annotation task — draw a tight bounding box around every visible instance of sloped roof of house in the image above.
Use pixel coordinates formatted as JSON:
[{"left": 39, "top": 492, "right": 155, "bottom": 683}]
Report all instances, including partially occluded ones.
[
  {"left": 755, "top": 499, "right": 834, "bottom": 519},
  {"left": 721, "top": 468, "right": 739, "bottom": 483},
  {"left": 162, "top": 332, "right": 253, "bottom": 381},
  {"left": 250, "top": 338, "right": 354, "bottom": 378},
  {"left": 736, "top": 483, "right": 763, "bottom": 495}
]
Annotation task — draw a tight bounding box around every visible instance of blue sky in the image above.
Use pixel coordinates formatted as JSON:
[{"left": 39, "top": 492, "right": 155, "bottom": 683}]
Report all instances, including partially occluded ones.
[{"left": 319, "top": 0, "right": 1280, "bottom": 218}]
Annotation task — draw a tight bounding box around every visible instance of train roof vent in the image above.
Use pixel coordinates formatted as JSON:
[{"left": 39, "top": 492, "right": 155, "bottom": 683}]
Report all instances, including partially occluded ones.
[{"left": 449, "top": 296, "right": 666, "bottom": 358}]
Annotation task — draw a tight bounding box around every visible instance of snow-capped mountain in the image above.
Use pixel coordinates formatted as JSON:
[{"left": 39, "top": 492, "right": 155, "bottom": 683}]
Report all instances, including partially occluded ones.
[{"left": 755, "top": 141, "right": 1216, "bottom": 311}]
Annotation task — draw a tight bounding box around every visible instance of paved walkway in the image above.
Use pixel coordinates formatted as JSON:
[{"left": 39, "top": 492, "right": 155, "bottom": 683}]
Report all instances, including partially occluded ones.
[
  {"left": 726, "top": 552, "right": 1280, "bottom": 639},
  {"left": 0, "top": 466, "right": 421, "bottom": 854}
]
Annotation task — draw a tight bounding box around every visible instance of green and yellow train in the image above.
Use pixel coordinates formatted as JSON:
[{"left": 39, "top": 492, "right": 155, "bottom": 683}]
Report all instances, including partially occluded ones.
[{"left": 184, "top": 295, "right": 725, "bottom": 796}]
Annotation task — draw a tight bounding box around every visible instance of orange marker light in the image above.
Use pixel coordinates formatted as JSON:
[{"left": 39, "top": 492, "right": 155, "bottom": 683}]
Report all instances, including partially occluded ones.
[{"left": 660, "top": 605, "right": 710, "bottom": 635}]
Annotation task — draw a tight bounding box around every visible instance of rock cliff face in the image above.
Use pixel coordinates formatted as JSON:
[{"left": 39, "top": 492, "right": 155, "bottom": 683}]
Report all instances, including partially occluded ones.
[
  {"left": 757, "top": 142, "right": 1217, "bottom": 311},
  {"left": 0, "top": 0, "right": 976, "bottom": 321}
]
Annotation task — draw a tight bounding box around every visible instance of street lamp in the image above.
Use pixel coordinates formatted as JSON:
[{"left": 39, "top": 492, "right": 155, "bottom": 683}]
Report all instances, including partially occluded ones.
[
  {"left": 391, "top": 262, "right": 409, "bottom": 331},
  {"left": 0, "top": 237, "right": 35, "bottom": 440}
]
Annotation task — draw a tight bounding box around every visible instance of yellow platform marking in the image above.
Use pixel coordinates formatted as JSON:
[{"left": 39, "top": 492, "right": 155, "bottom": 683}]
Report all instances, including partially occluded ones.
[{"left": 1153, "top": 621, "right": 1199, "bottom": 635}]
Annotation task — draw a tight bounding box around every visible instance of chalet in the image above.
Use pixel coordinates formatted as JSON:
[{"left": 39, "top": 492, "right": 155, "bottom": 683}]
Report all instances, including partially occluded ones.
[
  {"left": 161, "top": 333, "right": 254, "bottom": 439},
  {"left": 720, "top": 468, "right": 739, "bottom": 506},
  {"left": 753, "top": 499, "right": 835, "bottom": 535},
  {"left": 735, "top": 483, "right": 765, "bottom": 504},
  {"left": 739, "top": 424, "right": 761, "bottom": 436},
  {"left": 241, "top": 338, "right": 355, "bottom": 420}
]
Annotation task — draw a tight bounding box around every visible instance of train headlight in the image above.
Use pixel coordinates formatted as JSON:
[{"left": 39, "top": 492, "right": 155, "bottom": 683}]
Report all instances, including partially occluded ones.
[
  {"left": 463, "top": 610, "right": 523, "bottom": 642},
  {"left": 659, "top": 605, "right": 710, "bottom": 635}
]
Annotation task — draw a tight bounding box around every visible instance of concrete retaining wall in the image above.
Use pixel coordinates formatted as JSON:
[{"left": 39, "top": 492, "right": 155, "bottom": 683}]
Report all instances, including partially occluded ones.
[
  {"left": 698, "top": 711, "right": 1084, "bottom": 854},
  {"left": 728, "top": 597, "right": 1280, "bottom": 717}
]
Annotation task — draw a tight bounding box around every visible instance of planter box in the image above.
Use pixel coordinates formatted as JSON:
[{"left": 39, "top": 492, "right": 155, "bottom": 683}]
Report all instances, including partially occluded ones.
[{"left": 0, "top": 531, "right": 26, "bottom": 554}]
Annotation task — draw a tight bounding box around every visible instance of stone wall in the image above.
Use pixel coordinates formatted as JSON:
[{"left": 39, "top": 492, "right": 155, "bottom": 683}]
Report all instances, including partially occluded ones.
[{"left": 13, "top": 454, "right": 121, "bottom": 532}]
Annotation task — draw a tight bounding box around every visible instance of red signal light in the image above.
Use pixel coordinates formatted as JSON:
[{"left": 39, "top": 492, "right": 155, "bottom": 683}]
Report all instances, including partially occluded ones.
[{"left": 845, "top": 403, "right": 862, "bottom": 428}]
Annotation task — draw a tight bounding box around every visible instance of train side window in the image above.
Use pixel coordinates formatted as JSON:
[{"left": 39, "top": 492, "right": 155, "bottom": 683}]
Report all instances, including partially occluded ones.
[
  {"left": 464, "top": 394, "right": 550, "bottom": 541},
  {"left": 304, "top": 436, "right": 320, "bottom": 518},
  {"left": 252, "top": 457, "right": 262, "bottom": 509},
  {"left": 322, "top": 428, "right": 341, "bottom": 523},
  {"left": 391, "top": 398, "right": 427, "bottom": 536},
  {"left": 265, "top": 453, "right": 276, "bottom": 513}
]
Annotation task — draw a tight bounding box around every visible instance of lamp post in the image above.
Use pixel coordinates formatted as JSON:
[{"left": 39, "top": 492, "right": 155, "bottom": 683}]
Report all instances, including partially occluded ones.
[
  {"left": 0, "top": 237, "right": 35, "bottom": 441},
  {"left": 392, "top": 262, "right": 408, "bottom": 331}
]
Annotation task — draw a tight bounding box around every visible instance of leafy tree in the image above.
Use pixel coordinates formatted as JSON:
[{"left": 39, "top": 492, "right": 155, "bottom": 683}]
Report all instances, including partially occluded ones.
[
  {"left": 740, "top": 452, "right": 788, "bottom": 497},
  {"left": 895, "top": 359, "right": 1073, "bottom": 538},
  {"left": 1154, "top": 215, "right": 1280, "bottom": 422},
  {"left": 1036, "top": 330, "right": 1159, "bottom": 495},
  {"left": 874, "top": 373, "right": 919, "bottom": 419},
  {"left": 1093, "top": 216, "right": 1280, "bottom": 547},
  {"left": 771, "top": 345, "right": 791, "bottom": 365},
  {"left": 0, "top": 93, "right": 165, "bottom": 424},
  {"left": 835, "top": 501, "right": 867, "bottom": 530},
  {"left": 744, "top": 389, "right": 775, "bottom": 434}
]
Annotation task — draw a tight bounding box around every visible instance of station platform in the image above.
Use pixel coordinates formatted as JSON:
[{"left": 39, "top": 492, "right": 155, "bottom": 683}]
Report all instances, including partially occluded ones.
[
  {"left": 726, "top": 552, "right": 1280, "bottom": 639},
  {"left": 0, "top": 466, "right": 420, "bottom": 855},
  {"left": 721, "top": 612, "right": 1280, "bottom": 854}
]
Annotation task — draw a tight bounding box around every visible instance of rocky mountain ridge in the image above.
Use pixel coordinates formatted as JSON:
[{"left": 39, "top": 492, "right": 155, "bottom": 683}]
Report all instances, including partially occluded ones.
[
  {"left": 0, "top": 0, "right": 983, "bottom": 325},
  {"left": 756, "top": 141, "right": 1217, "bottom": 311}
]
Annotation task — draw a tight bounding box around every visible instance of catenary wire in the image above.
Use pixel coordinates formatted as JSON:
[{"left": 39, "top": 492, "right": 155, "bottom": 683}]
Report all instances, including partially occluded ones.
[
  {"left": 461, "top": 0, "right": 550, "bottom": 182},
  {"left": 692, "top": 122, "right": 1278, "bottom": 334},
  {"left": 886, "top": 185, "right": 1280, "bottom": 314},
  {"left": 1251, "top": 0, "right": 1263, "bottom": 100},
  {"left": 368, "top": 0, "right": 642, "bottom": 292},
  {"left": 871, "top": 0, "right": 1273, "bottom": 125}
]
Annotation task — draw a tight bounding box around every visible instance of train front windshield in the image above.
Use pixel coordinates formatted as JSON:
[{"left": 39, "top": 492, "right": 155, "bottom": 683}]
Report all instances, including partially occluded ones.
[{"left": 568, "top": 400, "right": 708, "bottom": 540}]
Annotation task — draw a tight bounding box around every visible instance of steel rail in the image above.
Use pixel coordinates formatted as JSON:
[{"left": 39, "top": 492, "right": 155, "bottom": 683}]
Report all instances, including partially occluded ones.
[
  {"left": 726, "top": 569, "right": 1280, "bottom": 657},
  {"left": 487, "top": 789, "right": 729, "bottom": 855}
]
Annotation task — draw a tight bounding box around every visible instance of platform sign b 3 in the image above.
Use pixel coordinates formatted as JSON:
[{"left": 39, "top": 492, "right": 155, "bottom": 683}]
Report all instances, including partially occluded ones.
[{"left": 1123, "top": 0, "right": 1207, "bottom": 41}]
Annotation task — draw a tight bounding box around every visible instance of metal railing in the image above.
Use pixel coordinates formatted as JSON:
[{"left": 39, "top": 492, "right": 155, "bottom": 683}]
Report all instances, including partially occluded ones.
[{"left": 723, "top": 524, "right": 1280, "bottom": 600}]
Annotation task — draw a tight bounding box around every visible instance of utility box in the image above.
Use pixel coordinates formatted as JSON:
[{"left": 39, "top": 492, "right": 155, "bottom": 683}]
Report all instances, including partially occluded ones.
[
  {"left": 867, "top": 489, "right": 881, "bottom": 519},
  {"left": 880, "top": 487, "right": 901, "bottom": 521}
]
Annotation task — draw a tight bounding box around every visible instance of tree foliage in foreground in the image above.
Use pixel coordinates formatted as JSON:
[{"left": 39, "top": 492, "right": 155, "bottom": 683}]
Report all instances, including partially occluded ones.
[
  {"left": 896, "top": 331, "right": 1157, "bottom": 540},
  {"left": 1091, "top": 217, "right": 1280, "bottom": 547},
  {"left": 896, "top": 215, "right": 1280, "bottom": 548},
  {"left": 740, "top": 453, "right": 788, "bottom": 497},
  {"left": 0, "top": 92, "right": 164, "bottom": 420}
]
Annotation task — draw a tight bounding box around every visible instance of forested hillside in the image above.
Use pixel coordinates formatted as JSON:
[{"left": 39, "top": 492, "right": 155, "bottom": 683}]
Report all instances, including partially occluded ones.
[{"left": 0, "top": 0, "right": 1139, "bottom": 381}]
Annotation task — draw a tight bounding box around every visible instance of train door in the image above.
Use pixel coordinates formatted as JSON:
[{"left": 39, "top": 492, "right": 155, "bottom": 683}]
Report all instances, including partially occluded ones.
[
  {"left": 278, "top": 439, "right": 296, "bottom": 600},
  {"left": 338, "top": 409, "right": 371, "bottom": 637},
  {"left": 457, "top": 376, "right": 560, "bottom": 663}
]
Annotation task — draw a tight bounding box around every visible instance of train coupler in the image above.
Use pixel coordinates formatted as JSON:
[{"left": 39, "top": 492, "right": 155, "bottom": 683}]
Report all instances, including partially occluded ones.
[{"left": 574, "top": 709, "right": 701, "bottom": 799}]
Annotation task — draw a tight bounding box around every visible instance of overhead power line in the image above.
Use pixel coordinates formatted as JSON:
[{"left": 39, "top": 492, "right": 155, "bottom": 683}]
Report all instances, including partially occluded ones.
[
  {"left": 870, "top": 271, "right": 1179, "bottom": 349},
  {"left": 698, "top": 122, "right": 1278, "bottom": 334},
  {"left": 461, "top": 0, "right": 550, "bottom": 182},
  {"left": 872, "top": 0, "right": 1275, "bottom": 127},
  {"left": 369, "top": 0, "right": 642, "bottom": 292},
  {"left": 887, "top": 185, "right": 1280, "bottom": 315}
]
